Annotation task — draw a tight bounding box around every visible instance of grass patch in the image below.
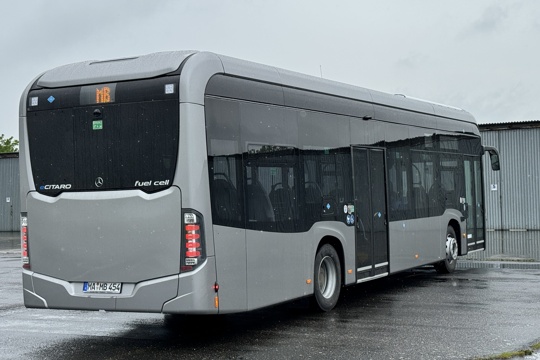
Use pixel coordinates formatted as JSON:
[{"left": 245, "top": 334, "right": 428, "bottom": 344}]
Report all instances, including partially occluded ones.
[
  {"left": 475, "top": 349, "right": 533, "bottom": 360},
  {"left": 475, "top": 339, "right": 540, "bottom": 359}
]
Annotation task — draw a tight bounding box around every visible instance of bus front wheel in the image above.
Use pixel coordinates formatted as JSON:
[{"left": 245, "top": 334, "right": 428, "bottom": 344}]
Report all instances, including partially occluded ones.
[
  {"left": 313, "top": 244, "right": 341, "bottom": 311},
  {"left": 435, "top": 226, "right": 458, "bottom": 274}
]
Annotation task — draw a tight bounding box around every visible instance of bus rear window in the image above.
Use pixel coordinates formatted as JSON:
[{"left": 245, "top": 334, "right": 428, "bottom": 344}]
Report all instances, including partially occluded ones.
[{"left": 26, "top": 99, "right": 179, "bottom": 195}]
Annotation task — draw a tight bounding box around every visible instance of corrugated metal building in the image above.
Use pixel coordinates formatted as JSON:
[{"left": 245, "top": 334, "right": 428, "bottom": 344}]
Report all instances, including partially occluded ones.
[
  {"left": 468, "top": 120, "right": 540, "bottom": 260},
  {"left": 0, "top": 153, "right": 20, "bottom": 232}
]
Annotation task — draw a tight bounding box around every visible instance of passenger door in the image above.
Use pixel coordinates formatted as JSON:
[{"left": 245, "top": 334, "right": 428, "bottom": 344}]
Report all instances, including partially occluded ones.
[
  {"left": 464, "top": 157, "right": 485, "bottom": 251},
  {"left": 352, "top": 147, "right": 389, "bottom": 282}
]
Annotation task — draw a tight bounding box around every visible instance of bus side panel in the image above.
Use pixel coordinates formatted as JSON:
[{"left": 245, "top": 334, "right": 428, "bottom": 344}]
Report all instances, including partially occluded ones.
[
  {"left": 244, "top": 222, "right": 353, "bottom": 311},
  {"left": 388, "top": 217, "right": 442, "bottom": 273},
  {"left": 246, "top": 230, "right": 308, "bottom": 311},
  {"left": 212, "top": 225, "right": 247, "bottom": 313}
]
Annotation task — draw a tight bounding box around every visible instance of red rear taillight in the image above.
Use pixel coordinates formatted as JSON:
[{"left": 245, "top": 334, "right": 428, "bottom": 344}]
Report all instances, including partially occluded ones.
[
  {"left": 21, "top": 215, "right": 30, "bottom": 269},
  {"left": 181, "top": 211, "right": 205, "bottom": 272}
]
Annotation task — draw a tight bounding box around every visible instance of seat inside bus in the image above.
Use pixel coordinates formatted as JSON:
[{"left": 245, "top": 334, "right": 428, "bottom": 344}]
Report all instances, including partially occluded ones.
[{"left": 247, "top": 182, "right": 275, "bottom": 222}]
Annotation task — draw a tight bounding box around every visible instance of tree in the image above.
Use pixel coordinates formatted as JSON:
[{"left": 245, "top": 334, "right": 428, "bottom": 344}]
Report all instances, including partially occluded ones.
[{"left": 0, "top": 134, "right": 19, "bottom": 153}]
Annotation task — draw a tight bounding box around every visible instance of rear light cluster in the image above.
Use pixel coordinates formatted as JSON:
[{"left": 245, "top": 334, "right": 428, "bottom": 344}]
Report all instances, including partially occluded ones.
[
  {"left": 181, "top": 211, "right": 205, "bottom": 272},
  {"left": 21, "top": 215, "right": 30, "bottom": 269}
]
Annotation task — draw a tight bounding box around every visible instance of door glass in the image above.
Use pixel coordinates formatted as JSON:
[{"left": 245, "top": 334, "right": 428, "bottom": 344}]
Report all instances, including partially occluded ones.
[
  {"left": 464, "top": 158, "right": 476, "bottom": 243},
  {"left": 370, "top": 150, "right": 388, "bottom": 267},
  {"left": 354, "top": 149, "right": 372, "bottom": 270},
  {"left": 474, "top": 159, "right": 485, "bottom": 245}
]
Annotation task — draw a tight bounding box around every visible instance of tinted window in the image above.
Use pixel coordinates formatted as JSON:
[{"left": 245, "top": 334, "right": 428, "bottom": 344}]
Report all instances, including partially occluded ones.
[
  {"left": 440, "top": 154, "right": 462, "bottom": 211},
  {"left": 205, "top": 96, "right": 353, "bottom": 232},
  {"left": 387, "top": 148, "right": 411, "bottom": 221},
  {"left": 205, "top": 77, "right": 481, "bottom": 228},
  {"left": 411, "top": 151, "right": 441, "bottom": 217},
  {"left": 27, "top": 100, "right": 179, "bottom": 195},
  {"left": 206, "top": 97, "right": 244, "bottom": 228}
]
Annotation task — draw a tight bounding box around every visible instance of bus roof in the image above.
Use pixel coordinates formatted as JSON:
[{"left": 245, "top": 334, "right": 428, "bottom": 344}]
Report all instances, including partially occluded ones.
[{"left": 31, "top": 50, "right": 476, "bottom": 126}]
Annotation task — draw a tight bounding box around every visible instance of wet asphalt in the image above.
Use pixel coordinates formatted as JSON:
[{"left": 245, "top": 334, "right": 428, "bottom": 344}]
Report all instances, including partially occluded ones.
[
  {"left": 0, "top": 232, "right": 19, "bottom": 252},
  {"left": 1, "top": 234, "right": 540, "bottom": 360}
]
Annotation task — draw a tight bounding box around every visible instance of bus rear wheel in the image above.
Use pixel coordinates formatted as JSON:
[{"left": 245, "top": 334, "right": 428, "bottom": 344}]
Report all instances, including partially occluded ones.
[
  {"left": 435, "top": 226, "right": 458, "bottom": 274},
  {"left": 313, "top": 244, "right": 341, "bottom": 311}
]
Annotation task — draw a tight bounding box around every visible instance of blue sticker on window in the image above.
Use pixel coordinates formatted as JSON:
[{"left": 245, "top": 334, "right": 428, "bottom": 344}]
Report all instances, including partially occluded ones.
[{"left": 47, "top": 96, "right": 55, "bottom": 103}]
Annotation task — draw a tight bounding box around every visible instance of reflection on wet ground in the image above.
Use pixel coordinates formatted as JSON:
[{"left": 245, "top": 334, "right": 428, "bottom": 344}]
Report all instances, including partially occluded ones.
[
  {"left": 30, "top": 274, "right": 420, "bottom": 359},
  {"left": 2, "top": 245, "right": 540, "bottom": 359},
  {"left": 23, "top": 267, "right": 540, "bottom": 360}
]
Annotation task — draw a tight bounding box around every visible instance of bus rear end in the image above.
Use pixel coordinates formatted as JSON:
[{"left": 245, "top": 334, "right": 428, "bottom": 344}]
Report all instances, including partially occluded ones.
[{"left": 19, "top": 53, "right": 218, "bottom": 314}]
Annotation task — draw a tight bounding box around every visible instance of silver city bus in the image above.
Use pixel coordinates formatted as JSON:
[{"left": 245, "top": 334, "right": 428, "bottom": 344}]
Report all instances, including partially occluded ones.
[{"left": 19, "top": 51, "right": 500, "bottom": 313}]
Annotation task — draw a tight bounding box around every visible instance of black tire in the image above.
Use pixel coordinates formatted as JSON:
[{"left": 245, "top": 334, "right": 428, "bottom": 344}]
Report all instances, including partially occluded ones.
[
  {"left": 313, "top": 244, "right": 341, "bottom": 311},
  {"left": 435, "top": 226, "right": 458, "bottom": 274}
]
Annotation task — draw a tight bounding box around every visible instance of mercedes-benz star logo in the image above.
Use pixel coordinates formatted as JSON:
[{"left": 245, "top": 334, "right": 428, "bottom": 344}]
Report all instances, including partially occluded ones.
[{"left": 95, "top": 177, "right": 104, "bottom": 188}]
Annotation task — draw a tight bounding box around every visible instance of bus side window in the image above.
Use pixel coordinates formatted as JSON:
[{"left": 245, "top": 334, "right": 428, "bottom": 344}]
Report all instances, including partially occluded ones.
[
  {"left": 248, "top": 160, "right": 299, "bottom": 232},
  {"left": 246, "top": 180, "right": 275, "bottom": 223},
  {"left": 387, "top": 149, "right": 410, "bottom": 221},
  {"left": 412, "top": 151, "right": 438, "bottom": 218},
  {"left": 212, "top": 178, "right": 240, "bottom": 222},
  {"left": 268, "top": 167, "right": 297, "bottom": 223},
  {"left": 209, "top": 156, "right": 244, "bottom": 227},
  {"left": 440, "top": 156, "right": 460, "bottom": 211}
]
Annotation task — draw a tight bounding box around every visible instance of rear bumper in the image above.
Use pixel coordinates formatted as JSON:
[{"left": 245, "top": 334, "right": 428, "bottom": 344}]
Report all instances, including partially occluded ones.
[{"left": 23, "top": 257, "right": 218, "bottom": 314}]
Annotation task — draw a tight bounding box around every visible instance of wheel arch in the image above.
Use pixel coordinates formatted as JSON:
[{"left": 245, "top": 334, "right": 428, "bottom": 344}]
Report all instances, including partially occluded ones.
[
  {"left": 447, "top": 219, "right": 462, "bottom": 255},
  {"left": 317, "top": 236, "right": 345, "bottom": 286}
]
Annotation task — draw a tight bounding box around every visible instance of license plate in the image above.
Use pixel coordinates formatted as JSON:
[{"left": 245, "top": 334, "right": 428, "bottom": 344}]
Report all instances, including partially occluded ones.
[{"left": 83, "top": 282, "right": 122, "bottom": 294}]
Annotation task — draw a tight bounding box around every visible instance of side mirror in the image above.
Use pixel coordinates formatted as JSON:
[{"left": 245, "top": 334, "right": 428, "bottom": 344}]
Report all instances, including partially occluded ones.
[{"left": 483, "top": 146, "right": 500, "bottom": 171}]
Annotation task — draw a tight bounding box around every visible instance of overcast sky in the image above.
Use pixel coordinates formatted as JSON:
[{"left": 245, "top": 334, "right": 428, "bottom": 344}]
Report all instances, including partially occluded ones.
[{"left": 2, "top": 0, "right": 539, "bottom": 140}]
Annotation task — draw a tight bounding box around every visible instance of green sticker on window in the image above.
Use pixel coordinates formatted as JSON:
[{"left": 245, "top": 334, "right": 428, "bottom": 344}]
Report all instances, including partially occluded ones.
[{"left": 92, "top": 120, "right": 103, "bottom": 130}]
